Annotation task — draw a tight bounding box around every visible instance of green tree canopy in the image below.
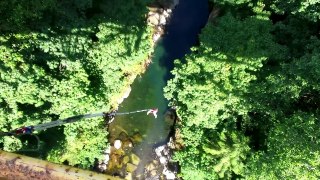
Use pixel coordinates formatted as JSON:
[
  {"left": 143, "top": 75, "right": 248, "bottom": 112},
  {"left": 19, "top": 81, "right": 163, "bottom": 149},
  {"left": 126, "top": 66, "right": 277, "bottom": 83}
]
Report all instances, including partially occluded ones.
[
  {"left": 246, "top": 112, "right": 320, "bottom": 179},
  {"left": 165, "top": 1, "right": 320, "bottom": 179},
  {"left": 0, "top": 0, "right": 152, "bottom": 168}
]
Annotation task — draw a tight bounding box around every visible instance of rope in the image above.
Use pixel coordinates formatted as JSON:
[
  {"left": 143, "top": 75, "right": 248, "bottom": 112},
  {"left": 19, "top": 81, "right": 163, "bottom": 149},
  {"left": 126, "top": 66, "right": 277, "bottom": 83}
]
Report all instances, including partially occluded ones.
[
  {"left": 0, "top": 108, "right": 156, "bottom": 136},
  {"left": 33, "top": 112, "right": 104, "bottom": 131},
  {"left": 115, "top": 109, "right": 150, "bottom": 115}
]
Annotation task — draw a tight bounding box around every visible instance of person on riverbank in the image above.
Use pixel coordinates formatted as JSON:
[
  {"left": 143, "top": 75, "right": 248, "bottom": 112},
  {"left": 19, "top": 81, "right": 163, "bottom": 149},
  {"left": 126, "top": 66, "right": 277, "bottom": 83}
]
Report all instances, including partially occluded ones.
[{"left": 147, "top": 108, "right": 158, "bottom": 118}]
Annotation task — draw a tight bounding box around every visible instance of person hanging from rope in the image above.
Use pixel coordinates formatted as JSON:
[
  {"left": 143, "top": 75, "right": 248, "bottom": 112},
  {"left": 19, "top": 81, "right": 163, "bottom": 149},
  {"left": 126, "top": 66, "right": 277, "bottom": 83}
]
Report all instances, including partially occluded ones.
[{"left": 147, "top": 108, "right": 158, "bottom": 118}]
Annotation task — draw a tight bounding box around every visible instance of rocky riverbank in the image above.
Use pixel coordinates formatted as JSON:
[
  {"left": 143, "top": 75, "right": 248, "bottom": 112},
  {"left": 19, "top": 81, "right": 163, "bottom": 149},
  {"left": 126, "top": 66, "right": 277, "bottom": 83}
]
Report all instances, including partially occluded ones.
[
  {"left": 147, "top": 0, "right": 179, "bottom": 43},
  {"left": 98, "top": 108, "right": 179, "bottom": 179}
]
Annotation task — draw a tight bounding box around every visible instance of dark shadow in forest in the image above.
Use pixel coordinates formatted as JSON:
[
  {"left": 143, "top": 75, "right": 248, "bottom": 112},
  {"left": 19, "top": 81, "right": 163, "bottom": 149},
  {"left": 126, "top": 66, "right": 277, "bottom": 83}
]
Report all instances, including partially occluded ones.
[
  {"left": 16, "top": 102, "right": 53, "bottom": 124},
  {"left": 22, "top": 126, "right": 66, "bottom": 159}
]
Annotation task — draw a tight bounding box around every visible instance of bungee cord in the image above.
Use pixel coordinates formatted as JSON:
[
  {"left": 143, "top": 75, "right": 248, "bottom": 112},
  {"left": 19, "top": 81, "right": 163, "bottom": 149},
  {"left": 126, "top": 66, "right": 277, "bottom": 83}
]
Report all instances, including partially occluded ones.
[
  {"left": 33, "top": 112, "right": 105, "bottom": 132},
  {"left": 0, "top": 108, "right": 158, "bottom": 137},
  {"left": 113, "top": 109, "right": 151, "bottom": 115}
]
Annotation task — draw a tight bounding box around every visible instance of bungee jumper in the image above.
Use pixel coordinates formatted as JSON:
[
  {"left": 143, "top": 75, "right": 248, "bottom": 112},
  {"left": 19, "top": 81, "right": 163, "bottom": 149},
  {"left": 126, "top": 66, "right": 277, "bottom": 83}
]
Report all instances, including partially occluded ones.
[
  {"left": 0, "top": 108, "right": 158, "bottom": 137},
  {"left": 147, "top": 108, "right": 158, "bottom": 118}
]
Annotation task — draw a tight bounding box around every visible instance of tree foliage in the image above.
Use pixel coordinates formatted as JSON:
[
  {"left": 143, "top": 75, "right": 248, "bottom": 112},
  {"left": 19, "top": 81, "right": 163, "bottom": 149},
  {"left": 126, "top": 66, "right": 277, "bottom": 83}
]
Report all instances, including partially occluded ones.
[
  {"left": 165, "top": 0, "right": 320, "bottom": 179},
  {"left": 267, "top": 0, "right": 320, "bottom": 22},
  {"left": 0, "top": 0, "right": 152, "bottom": 168},
  {"left": 246, "top": 113, "right": 320, "bottom": 179}
]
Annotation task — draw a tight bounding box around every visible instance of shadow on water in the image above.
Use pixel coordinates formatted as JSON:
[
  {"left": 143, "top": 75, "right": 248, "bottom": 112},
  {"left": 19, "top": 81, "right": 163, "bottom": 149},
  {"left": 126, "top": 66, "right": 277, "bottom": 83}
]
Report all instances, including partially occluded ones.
[
  {"left": 160, "top": 0, "right": 209, "bottom": 79},
  {"left": 108, "top": 0, "right": 209, "bottom": 176}
]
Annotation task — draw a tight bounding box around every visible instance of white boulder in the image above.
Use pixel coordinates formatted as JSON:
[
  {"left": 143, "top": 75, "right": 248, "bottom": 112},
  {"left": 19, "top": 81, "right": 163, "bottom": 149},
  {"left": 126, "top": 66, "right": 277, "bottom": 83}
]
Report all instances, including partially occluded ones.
[{"left": 114, "top": 140, "right": 122, "bottom": 149}]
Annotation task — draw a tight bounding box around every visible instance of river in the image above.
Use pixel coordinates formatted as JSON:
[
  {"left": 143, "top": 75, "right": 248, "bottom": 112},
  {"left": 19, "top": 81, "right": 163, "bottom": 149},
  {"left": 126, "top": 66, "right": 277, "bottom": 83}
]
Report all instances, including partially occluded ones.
[{"left": 108, "top": 0, "right": 209, "bottom": 178}]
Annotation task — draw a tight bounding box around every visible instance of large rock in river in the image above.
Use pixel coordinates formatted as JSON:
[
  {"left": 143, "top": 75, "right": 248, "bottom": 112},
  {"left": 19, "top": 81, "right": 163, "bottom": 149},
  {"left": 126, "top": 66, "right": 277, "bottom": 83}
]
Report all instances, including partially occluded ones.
[
  {"left": 126, "top": 163, "right": 137, "bottom": 173},
  {"left": 131, "top": 153, "right": 140, "bottom": 165}
]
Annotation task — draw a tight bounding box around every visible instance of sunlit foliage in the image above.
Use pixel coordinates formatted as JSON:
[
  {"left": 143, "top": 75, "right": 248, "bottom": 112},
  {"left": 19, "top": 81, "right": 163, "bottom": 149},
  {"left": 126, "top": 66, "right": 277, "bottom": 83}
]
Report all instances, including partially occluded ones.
[
  {"left": 0, "top": 0, "right": 152, "bottom": 168},
  {"left": 165, "top": 0, "right": 320, "bottom": 179}
]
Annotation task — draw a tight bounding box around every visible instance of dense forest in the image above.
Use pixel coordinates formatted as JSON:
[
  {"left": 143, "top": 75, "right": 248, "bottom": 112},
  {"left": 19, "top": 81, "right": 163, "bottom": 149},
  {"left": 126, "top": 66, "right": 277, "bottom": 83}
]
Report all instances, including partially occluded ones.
[
  {"left": 1, "top": 0, "right": 319, "bottom": 178},
  {"left": 0, "top": 0, "right": 153, "bottom": 168},
  {"left": 165, "top": 0, "right": 320, "bottom": 179}
]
